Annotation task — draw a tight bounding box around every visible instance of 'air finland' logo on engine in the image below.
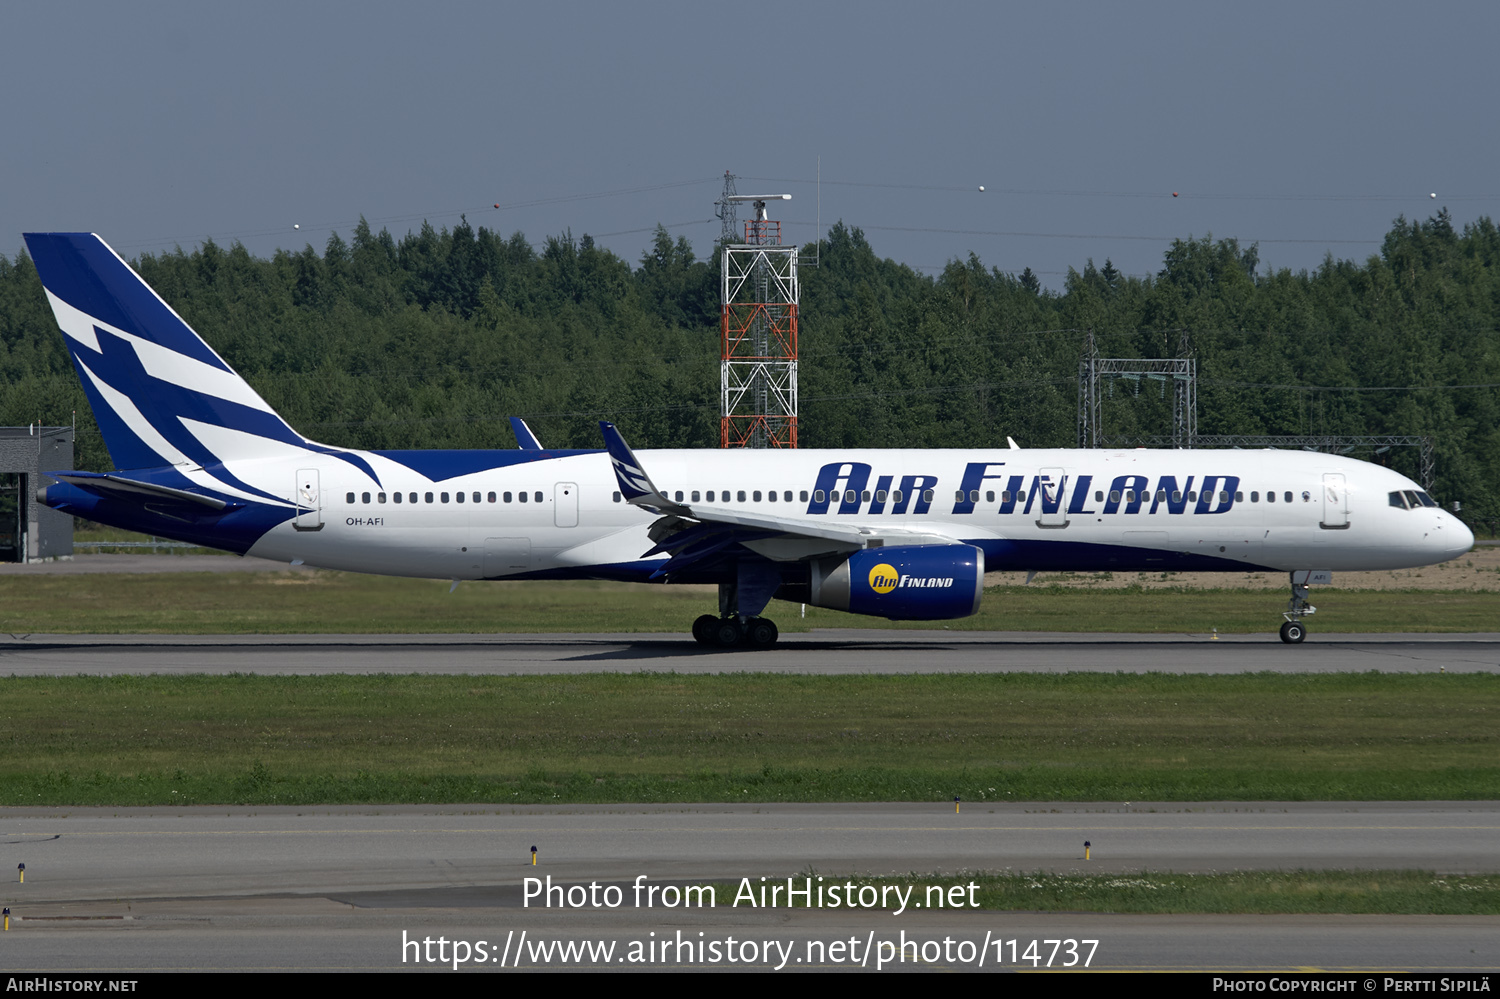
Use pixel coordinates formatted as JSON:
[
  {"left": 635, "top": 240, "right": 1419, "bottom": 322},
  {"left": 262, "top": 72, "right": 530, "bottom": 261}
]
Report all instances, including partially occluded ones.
[{"left": 868, "top": 563, "right": 899, "bottom": 595}]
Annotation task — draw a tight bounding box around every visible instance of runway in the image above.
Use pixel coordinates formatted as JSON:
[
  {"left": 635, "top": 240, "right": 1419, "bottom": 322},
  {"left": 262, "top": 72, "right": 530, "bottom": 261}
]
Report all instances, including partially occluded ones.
[
  {"left": 1, "top": 803, "right": 1496, "bottom": 972},
  {"left": 3, "top": 630, "right": 1499, "bottom": 675}
]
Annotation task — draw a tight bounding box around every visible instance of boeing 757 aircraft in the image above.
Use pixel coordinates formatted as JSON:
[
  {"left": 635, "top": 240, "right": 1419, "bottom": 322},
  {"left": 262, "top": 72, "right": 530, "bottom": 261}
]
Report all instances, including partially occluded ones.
[{"left": 22, "top": 233, "right": 1473, "bottom": 646}]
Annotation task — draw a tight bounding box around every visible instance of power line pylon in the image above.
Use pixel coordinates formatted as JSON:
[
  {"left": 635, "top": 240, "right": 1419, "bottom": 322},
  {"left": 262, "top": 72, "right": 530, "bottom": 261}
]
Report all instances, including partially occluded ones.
[{"left": 721, "top": 193, "right": 797, "bottom": 449}]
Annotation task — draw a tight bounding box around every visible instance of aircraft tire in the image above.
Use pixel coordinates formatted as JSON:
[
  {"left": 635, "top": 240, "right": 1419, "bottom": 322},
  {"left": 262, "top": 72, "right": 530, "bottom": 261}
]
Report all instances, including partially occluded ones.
[
  {"left": 692, "top": 614, "right": 718, "bottom": 646},
  {"left": 1279, "top": 621, "right": 1306, "bottom": 644},
  {"left": 745, "top": 617, "right": 778, "bottom": 648},
  {"left": 713, "top": 619, "right": 743, "bottom": 648}
]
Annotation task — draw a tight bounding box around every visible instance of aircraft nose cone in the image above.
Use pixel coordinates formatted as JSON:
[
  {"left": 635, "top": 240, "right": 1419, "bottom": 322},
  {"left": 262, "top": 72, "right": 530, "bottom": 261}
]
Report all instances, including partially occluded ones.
[{"left": 1449, "top": 517, "right": 1476, "bottom": 558}]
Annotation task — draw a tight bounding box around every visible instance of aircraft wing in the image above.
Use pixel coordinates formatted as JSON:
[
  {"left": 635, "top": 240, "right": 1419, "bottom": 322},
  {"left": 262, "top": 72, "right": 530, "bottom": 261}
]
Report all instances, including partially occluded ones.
[
  {"left": 598, "top": 422, "right": 958, "bottom": 574},
  {"left": 510, "top": 417, "right": 544, "bottom": 450}
]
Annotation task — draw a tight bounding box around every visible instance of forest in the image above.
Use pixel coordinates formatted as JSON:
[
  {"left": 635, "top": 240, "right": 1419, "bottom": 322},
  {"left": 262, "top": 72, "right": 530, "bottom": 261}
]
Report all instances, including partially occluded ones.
[{"left": 2, "top": 210, "right": 1497, "bottom": 528}]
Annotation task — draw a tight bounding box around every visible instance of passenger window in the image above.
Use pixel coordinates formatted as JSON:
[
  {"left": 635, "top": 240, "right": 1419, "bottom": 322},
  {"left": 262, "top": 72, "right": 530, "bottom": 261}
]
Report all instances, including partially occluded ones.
[
  {"left": 473, "top": 492, "right": 481, "bottom": 503},
  {"left": 799, "top": 491, "right": 809, "bottom": 502},
  {"left": 1155, "top": 490, "right": 1166, "bottom": 502},
  {"left": 534, "top": 491, "right": 543, "bottom": 503},
  {"left": 1110, "top": 490, "right": 1121, "bottom": 503},
  {"left": 1172, "top": 491, "right": 1183, "bottom": 503},
  {"left": 922, "top": 489, "right": 934, "bottom": 504},
  {"left": 488, "top": 492, "right": 496, "bottom": 503},
  {"left": 1235, "top": 491, "right": 1243, "bottom": 502},
  {"left": 425, "top": 492, "right": 434, "bottom": 503},
  {"left": 692, "top": 491, "right": 700, "bottom": 502},
  {"left": 863, "top": 490, "right": 872, "bottom": 502},
  {"left": 1284, "top": 491, "right": 1292, "bottom": 503},
  {"left": 455, "top": 491, "right": 464, "bottom": 503},
  {"left": 814, "top": 490, "right": 825, "bottom": 503},
  {"left": 346, "top": 492, "right": 355, "bottom": 504},
  {"left": 360, "top": 492, "right": 370, "bottom": 504},
  {"left": 738, "top": 490, "right": 747, "bottom": 502},
  {"left": 877, "top": 489, "right": 889, "bottom": 503},
  {"left": 1016, "top": 491, "right": 1026, "bottom": 502},
  {"left": 967, "top": 490, "right": 978, "bottom": 503},
  {"left": 409, "top": 492, "right": 417, "bottom": 504},
  {"left": 1220, "top": 491, "right": 1229, "bottom": 503},
  {"left": 767, "top": 490, "right": 776, "bottom": 502},
  {"left": 1124, "top": 490, "right": 1135, "bottom": 503},
  {"left": 784, "top": 491, "right": 792, "bottom": 502},
  {"left": 753, "top": 490, "right": 762, "bottom": 502},
  {"left": 954, "top": 490, "right": 965, "bottom": 502},
  {"left": 892, "top": 490, "right": 903, "bottom": 504},
  {"left": 1095, "top": 490, "right": 1103, "bottom": 502},
  {"left": 1187, "top": 491, "right": 1197, "bottom": 502},
  {"left": 844, "top": 490, "right": 856, "bottom": 503},
  {"left": 378, "top": 492, "right": 387, "bottom": 504},
  {"left": 1267, "top": 491, "right": 1276, "bottom": 503},
  {"left": 986, "top": 490, "right": 994, "bottom": 503},
  {"left": 1251, "top": 492, "right": 1259, "bottom": 503},
  {"left": 1002, "top": 491, "right": 1012, "bottom": 504},
  {"left": 675, "top": 490, "right": 684, "bottom": 502},
  {"left": 394, "top": 492, "right": 403, "bottom": 504},
  {"left": 503, "top": 492, "right": 512, "bottom": 503},
  {"left": 519, "top": 492, "right": 527, "bottom": 503},
  {"left": 613, "top": 491, "right": 621, "bottom": 503},
  {"left": 441, "top": 492, "right": 450, "bottom": 503}
]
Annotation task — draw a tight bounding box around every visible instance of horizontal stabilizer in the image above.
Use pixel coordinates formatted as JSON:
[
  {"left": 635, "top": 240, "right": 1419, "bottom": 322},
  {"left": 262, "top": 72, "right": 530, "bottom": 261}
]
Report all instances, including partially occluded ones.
[{"left": 50, "top": 471, "right": 230, "bottom": 510}]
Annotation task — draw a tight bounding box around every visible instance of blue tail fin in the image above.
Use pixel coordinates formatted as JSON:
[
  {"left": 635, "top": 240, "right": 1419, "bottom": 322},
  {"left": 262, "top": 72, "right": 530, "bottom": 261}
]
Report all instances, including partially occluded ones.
[{"left": 24, "top": 232, "right": 307, "bottom": 470}]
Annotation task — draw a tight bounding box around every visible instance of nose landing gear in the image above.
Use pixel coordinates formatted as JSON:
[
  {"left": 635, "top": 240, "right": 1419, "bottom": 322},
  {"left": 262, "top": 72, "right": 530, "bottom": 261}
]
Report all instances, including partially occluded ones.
[{"left": 1279, "top": 575, "right": 1315, "bottom": 644}]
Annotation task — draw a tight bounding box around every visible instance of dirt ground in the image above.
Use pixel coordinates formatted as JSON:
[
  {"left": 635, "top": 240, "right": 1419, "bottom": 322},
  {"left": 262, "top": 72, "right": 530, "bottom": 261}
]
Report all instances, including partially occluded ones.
[{"left": 985, "top": 544, "right": 1500, "bottom": 591}]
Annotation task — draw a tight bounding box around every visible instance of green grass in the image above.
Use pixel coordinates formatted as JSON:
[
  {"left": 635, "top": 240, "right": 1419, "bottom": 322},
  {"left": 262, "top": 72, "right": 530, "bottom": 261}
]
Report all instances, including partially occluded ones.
[
  {"left": 1, "top": 673, "right": 1495, "bottom": 805},
  {"left": 710, "top": 871, "right": 1500, "bottom": 915},
  {"left": 2, "top": 571, "right": 1499, "bottom": 634}
]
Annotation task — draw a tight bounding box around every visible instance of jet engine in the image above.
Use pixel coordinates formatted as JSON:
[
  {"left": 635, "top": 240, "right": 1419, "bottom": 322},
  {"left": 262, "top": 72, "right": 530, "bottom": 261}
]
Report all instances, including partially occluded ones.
[{"left": 808, "top": 544, "right": 985, "bottom": 620}]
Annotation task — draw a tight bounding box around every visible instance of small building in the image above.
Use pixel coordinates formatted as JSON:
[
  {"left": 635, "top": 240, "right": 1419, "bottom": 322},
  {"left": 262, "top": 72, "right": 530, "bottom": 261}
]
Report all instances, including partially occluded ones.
[{"left": 0, "top": 426, "right": 74, "bottom": 563}]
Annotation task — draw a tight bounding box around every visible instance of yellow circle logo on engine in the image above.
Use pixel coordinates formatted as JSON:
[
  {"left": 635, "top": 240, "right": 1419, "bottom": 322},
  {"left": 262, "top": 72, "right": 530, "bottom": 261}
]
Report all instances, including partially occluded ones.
[{"left": 868, "top": 563, "right": 899, "bottom": 595}]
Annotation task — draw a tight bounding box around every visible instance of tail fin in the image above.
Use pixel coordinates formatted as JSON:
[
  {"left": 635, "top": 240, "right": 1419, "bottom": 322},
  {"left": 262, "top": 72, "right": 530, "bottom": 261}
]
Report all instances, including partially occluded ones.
[{"left": 23, "top": 232, "right": 307, "bottom": 470}]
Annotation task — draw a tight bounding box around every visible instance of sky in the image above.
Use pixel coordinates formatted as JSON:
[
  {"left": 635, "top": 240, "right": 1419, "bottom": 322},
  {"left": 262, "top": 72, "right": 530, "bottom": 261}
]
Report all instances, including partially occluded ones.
[{"left": 3, "top": 1, "right": 1497, "bottom": 289}]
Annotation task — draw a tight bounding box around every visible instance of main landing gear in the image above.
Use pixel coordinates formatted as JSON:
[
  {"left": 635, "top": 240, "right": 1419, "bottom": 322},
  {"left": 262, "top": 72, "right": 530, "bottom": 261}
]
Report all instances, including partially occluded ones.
[
  {"left": 692, "top": 614, "right": 780, "bottom": 649},
  {"left": 1279, "top": 574, "right": 1316, "bottom": 644}
]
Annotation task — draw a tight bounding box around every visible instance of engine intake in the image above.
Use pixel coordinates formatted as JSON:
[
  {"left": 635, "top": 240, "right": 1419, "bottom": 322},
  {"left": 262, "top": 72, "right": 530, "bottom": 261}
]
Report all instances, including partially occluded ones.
[{"left": 810, "top": 544, "right": 985, "bottom": 620}]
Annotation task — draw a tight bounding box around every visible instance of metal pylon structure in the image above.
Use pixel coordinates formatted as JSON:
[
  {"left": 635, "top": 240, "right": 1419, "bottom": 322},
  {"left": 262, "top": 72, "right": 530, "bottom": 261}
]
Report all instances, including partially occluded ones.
[
  {"left": 721, "top": 193, "right": 797, "bottom": 448},
  {"left": 1077, "top": 329, "right": 1197, "bottom": 448}
]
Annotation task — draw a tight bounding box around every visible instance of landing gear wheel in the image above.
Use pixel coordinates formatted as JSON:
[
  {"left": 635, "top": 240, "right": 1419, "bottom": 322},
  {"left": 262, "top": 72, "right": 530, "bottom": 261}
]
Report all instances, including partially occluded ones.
[
  {"left": 744, "top": 617, "right": 779, "bottom": 648},
  {"left": 1279, "top": 621, "right": 1306, "bottom": 644},
  {"left": 712, "top": 619, "right": 743, "bottom": 648},
  {"left": 692, "top": 614, "right": 718, "bottom": 646}
]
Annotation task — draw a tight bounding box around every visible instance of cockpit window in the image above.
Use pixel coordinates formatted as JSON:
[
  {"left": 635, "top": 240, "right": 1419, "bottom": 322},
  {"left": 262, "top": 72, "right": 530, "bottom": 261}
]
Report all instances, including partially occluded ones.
[
  {"left": 1415, "top": 491, "right": 1438, "bottom": 508},
  {"left": 1389, "top": 491, "right": 1409, "bottom": 509},
  {"left": 1403, "top": 490, "right": 1423, "bottom": 509}
]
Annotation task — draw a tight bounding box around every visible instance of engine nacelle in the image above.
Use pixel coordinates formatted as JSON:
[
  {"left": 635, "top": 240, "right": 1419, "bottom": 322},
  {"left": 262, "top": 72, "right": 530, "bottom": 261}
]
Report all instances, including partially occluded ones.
[{"left": 809, "top": 544, "right": 985, "bottom": 620}]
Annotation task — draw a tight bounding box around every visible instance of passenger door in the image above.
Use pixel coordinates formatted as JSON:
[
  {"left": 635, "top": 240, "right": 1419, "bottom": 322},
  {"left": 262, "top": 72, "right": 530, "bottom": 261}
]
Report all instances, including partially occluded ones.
[
  {"left": 554, "top": 482, "right": 579, "bottom": 528},
  {"left": 1321, "top": 473, "right": 1349, "bottom": 530},
  {"left": 1036, "top": 468, "right": 1069, "bottom": 528},
  {"left": 294, "top": 469, "right": 323, "bottom": 531}
]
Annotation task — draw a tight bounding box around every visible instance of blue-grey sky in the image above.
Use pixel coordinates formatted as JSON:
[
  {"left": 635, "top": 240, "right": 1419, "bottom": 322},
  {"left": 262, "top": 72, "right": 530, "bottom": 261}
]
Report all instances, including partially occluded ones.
[{"left": 4, "top": 1, "right": 1495, "bottom": 287}]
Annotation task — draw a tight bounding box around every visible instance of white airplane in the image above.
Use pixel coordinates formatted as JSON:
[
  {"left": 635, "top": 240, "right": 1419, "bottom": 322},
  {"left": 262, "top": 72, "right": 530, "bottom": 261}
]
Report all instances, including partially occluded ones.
[{"left": 23, "top": 232, "right": 1474, "bottom": 646}]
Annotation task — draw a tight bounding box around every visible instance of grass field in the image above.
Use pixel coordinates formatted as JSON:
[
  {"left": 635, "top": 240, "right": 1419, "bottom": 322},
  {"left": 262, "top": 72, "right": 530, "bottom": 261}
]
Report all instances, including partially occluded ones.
[
  {"left": 2, "top": 570, "right": 1500, "bottom": 634},
  {"left": 2, "top": 673, "right": 1495, "bottom": 805}
]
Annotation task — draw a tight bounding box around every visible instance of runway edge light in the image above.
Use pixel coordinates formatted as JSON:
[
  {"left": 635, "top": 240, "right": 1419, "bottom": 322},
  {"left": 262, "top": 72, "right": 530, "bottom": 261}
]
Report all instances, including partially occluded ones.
[
  {"left": 1084, "top": 841, "right": 1091, "bottom": 861},
  {"left": 531, "top": 845, "right": 537, "bottom": 866}
]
